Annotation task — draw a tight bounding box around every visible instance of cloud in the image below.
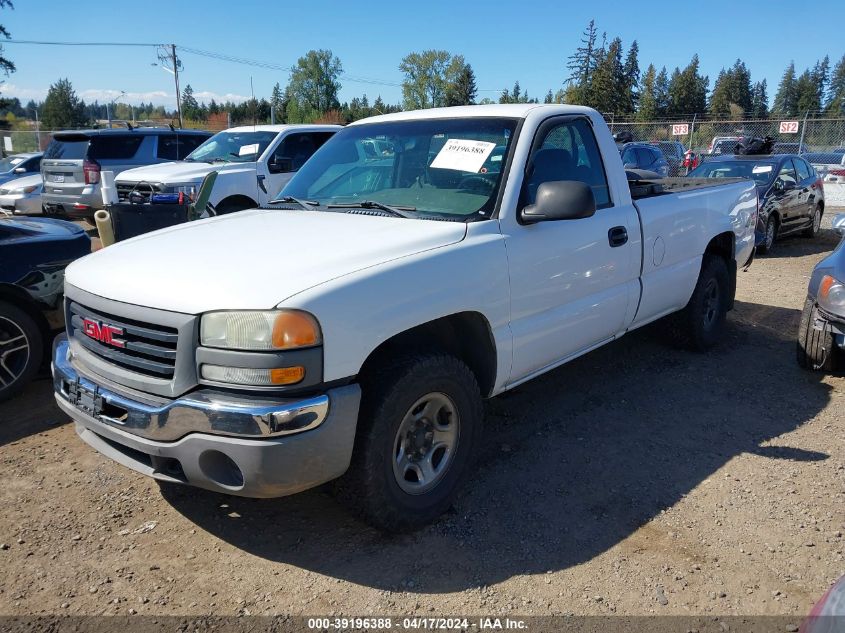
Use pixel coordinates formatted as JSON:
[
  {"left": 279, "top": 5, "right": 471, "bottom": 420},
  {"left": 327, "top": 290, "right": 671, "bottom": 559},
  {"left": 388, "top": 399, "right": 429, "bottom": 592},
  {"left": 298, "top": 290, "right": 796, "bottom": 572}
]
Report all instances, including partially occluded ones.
[{"left": 1, "top": 83, "right": 253, "bottom": 106}]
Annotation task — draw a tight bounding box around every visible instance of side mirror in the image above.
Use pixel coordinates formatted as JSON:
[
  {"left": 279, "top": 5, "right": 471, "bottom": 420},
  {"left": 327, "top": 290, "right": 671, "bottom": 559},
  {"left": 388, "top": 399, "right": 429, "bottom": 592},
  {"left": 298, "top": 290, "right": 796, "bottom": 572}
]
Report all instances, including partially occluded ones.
[
  {"left": 520, "top": 181, "right": 596, "bottom": 224},
  {"left": 833, "top": 213, "right": 845, "bottom": 237},
  {"left": 268, "top": 156, "right": 293, "bottom": 174},
  {"left": 13, "top": 167, "right": 25, "bottom": 174}
]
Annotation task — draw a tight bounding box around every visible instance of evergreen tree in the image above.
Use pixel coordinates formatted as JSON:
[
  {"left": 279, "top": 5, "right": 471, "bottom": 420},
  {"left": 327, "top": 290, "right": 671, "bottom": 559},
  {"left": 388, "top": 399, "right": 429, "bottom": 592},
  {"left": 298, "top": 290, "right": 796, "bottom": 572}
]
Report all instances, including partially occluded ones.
[
  {"left": 544, "top": 89, "right": 553, "bottom": 104},
  {"left": 773, "top": 62, "right": 798, "bottom": 116},
  {"left": 709, "top": 59, "right": 752, "bottom": 118},
  {"left": 270, "top": 81, "right": 286, "bottom": 122},
  {"left": 654, "top": 66, "right": 670, "bottom": 116},
  {"left": 813, "top": 56, "right": 830, "bottom": 108},
  {"left": 827, "top": 54, "right": 845, "bottom": 115},
  {"left": 181, "top": 84, "right": 200, "bottom": 120},
  {"left": 622, "top": 40, "right": 640, "bottom": 113},
  {"left": 667, "top": 55, "right": 708, "bottom": 116},
  {"left": 445, "top": 62, "right": 477, "bottom": 106},
  {"left": 637, "top": 64, "right": 658, "bottom": 121},
  {"left": 41, "top": 78, "right": 87, "bottom": 129},
  {"left": 750, "top": 80, "right": 769, "bottom": 119},
  {"left": 796, "top": 69, "right": 820, "bottom": 113},
  {"left": 566, "top": 19, "right": 598, "bottom": 85}
]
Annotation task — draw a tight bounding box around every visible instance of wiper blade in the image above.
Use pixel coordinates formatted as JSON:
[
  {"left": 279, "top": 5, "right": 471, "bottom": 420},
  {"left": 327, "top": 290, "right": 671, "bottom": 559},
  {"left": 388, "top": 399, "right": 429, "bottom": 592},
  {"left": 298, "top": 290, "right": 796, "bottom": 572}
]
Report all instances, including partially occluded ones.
[
  {"left": 268, "top": 195, "right": 320, "bottom": 210},
  {"left": 327, "top": 200, "right": 416, "bottom": 218}
]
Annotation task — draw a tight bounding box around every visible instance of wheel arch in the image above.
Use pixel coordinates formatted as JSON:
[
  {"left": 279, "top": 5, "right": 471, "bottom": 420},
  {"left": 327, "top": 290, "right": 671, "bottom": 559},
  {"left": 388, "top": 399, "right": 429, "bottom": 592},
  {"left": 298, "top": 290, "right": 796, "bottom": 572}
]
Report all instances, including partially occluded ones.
[
  {"left": 215, "top": 194, "right": 258, "bottom": 214},
  {"left": 704, "top": 231, "right": 737, "bottom": 310},
  {"left": 358, "top": 311, "right": 498, "bottom": 397},
  {"left": 0, "top": 283, "right": 50, "bottom": 359}
]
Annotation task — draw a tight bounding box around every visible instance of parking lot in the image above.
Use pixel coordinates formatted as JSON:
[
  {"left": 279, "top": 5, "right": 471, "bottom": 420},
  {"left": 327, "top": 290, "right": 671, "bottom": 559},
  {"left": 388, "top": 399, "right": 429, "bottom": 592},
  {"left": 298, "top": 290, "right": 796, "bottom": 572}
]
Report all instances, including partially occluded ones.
[{"left": 1, "top": 218, "right": 842, "bottom": 618}]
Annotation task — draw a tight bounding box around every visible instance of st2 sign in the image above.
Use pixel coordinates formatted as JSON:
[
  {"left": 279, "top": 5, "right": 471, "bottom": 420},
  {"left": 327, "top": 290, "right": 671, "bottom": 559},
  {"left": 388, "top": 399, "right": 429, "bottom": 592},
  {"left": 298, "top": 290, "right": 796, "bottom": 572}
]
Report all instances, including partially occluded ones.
[
  {"left": 779, "top": 121, "right": 799, "bottom": 134},
  {"left": 671, "top": 124, "right": 689, "bottom": 136}
]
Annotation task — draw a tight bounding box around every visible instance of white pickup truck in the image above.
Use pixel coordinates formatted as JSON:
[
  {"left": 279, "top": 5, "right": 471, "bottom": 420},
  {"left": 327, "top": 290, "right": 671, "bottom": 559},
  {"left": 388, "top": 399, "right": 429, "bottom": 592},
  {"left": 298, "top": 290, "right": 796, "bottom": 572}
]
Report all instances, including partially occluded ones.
[
  {"left": 53, "top": 105, "right": 757, "bottom": 531},
  {"left": 114, "top": 124, "right": 340, "bottom": 213}
]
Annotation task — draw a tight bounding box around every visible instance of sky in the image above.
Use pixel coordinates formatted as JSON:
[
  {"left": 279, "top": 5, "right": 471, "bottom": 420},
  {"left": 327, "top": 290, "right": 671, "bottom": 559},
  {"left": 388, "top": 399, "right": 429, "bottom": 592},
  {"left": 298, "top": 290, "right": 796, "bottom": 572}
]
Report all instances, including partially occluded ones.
[{"left": 1, "top": 0, "right": 842, "bottom": 111}]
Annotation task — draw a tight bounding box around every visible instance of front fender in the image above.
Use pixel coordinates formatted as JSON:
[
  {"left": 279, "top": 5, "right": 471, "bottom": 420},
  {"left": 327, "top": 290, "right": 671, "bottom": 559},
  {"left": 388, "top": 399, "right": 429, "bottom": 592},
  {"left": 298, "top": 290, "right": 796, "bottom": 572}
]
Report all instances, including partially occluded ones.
[{"left": 279, "top": 222, "right": 514, "bottom": 394}]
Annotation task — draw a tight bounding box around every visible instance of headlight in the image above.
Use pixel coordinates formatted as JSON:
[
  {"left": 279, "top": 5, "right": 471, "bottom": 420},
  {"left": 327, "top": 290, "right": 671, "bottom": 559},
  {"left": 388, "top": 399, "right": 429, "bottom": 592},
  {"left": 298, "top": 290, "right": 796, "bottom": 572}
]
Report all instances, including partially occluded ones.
[
  {"left": 200, "top": 310, "right": 321, "bottom": 351},
  {"left": 818, "top": 275, "right": 845, "bottom": 314}
]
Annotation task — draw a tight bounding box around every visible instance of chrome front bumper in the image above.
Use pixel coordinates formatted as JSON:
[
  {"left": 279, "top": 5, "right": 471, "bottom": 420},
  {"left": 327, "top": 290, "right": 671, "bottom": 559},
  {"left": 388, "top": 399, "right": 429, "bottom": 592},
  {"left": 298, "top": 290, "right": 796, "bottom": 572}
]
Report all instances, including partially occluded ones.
[{"left": 52, "top": 335, "right": 362, "bottom": 497}]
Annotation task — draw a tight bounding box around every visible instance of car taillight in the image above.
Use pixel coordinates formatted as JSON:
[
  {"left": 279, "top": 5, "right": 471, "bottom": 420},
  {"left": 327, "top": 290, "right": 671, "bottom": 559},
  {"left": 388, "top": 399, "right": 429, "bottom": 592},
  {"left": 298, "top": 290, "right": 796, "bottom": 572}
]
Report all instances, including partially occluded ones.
[
  {"left": 83, "top": 158, "right": 100, "bottom": 185},
  {"left": 830, "top": 169, "right": 845, "bottom": 177}
]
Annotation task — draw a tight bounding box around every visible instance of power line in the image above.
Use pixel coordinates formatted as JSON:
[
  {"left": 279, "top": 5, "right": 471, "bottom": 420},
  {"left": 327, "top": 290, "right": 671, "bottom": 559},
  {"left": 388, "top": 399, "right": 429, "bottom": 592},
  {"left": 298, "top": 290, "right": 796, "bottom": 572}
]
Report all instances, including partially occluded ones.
[
  {"left": 4, "top": 39, "right": 163, "bottom": 47},
  {"left": 4, "top": 38, "right": 506, "bottom": 93}
]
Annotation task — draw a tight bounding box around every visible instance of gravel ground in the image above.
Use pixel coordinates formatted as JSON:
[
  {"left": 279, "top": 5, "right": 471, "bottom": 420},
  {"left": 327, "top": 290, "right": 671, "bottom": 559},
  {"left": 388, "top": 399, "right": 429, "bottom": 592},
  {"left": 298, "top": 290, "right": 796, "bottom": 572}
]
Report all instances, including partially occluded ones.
[{"left": 0, "top": 216, "right": 843, "bottom": 618}]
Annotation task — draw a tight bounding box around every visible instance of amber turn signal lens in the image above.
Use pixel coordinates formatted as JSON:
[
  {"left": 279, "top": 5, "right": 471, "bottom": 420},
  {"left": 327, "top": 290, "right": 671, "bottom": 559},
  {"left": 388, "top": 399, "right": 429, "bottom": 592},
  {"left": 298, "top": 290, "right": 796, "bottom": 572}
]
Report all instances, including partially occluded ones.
[
  {"left": 271, "top": 311, "right": 321, "bottom": 349},
  {"left": 270, "top": 366, "right": 305, "bottom": 385},
  {"left": 820, "top": 275, "right": 835, "bottom": 298}
]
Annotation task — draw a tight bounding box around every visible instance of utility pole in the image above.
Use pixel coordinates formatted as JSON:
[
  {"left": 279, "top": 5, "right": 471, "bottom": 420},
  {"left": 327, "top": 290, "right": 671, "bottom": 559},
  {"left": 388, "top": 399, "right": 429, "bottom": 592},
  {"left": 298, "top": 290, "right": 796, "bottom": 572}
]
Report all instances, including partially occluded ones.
[
  {"left": 172, "top": 44, "right": 182, "bottom": 128},
  {"left": 156, "top": 45, "right": 183, "bottom": 128}
]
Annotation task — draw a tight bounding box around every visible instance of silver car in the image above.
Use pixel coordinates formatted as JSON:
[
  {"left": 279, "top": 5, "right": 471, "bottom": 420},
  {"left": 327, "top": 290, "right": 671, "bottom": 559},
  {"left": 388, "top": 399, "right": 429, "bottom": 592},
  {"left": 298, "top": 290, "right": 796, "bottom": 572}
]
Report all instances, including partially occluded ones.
[
  {"left": 0, "top": 174, "right": 43, "bottom": 215},
  {"left": 41, "top": 128, "right": 210, "bottom": 219},
  {"left": 797, "top": 213, "right": 845, "bottom": 371},
  {"left": 0, "top": 152, "right": 42, "bottom": 187}
]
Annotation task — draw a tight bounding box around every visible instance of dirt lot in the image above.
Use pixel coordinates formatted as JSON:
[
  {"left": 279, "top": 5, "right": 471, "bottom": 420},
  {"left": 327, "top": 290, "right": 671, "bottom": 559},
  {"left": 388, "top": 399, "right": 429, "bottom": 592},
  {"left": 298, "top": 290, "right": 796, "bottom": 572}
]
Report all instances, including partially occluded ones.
[{"left": 1, "top": 219, "right": 843, "bottom": 619}]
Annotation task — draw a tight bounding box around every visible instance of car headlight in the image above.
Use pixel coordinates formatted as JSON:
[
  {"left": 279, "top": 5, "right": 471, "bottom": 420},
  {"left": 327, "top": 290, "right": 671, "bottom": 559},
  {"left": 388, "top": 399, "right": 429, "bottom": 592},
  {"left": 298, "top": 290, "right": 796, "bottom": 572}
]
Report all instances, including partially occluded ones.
[
  {"left": 818, "top": 275, "right": 845, "bottom": 315},
  {"left": 200, "top": 310, "right": 321, "bottom": 351}
]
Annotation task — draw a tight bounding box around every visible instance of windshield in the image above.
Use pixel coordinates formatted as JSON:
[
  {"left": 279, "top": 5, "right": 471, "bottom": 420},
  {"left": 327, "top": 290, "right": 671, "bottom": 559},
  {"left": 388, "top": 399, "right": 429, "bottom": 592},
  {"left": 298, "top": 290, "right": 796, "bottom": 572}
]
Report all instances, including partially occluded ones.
[
  {"left": 688, "top": 160, "right": 777, "bottom": 185},
  {"left": 186, "top": 130, "right": 278, "bottom": 163},
  {"left": 0, "top": 156, "right": 24, "bottom": 172},
  {"left": 279, "top": 117, "right": 518, "bottom": 219}
]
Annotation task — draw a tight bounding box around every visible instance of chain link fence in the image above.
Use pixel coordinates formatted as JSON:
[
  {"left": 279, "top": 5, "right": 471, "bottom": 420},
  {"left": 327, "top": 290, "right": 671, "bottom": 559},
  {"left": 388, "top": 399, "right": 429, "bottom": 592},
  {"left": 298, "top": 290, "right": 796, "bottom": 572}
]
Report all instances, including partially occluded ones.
[{"left": 605, "top": 114, "right": 845, "bottom": 176}]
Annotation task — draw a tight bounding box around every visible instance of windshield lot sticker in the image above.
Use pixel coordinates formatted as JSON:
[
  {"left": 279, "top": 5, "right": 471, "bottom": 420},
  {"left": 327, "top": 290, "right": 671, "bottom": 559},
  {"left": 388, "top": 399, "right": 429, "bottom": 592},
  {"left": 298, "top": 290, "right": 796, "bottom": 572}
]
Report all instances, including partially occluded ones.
[
  {"left": 752, "top": 165, "right": 773, "bottom": 173},
  {"left": 430, "top": 139, "right": 497, "bottom": 172},
  {"left": 238, "top": 143, "right": 260, "bottom": 156}
]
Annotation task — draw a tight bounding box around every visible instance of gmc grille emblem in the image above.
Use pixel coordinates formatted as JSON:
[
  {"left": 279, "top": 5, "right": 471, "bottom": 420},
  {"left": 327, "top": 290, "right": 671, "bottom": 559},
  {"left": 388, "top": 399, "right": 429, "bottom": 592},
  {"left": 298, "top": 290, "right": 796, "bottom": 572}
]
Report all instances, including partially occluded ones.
[{"left": 81, "top": 318, "right": 126, "bottom": 348}]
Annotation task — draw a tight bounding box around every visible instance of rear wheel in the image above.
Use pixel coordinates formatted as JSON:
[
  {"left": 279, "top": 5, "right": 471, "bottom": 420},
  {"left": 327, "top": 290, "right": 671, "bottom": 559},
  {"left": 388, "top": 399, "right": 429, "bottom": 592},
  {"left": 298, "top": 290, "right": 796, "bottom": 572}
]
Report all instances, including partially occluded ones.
[
  {"left": 669, "top": 255, "right": 731, "bottom": 351},
  {"left": 796, "top": 299, "right": 839, "bottom": 371},
  {"left": 802, "top": 205, "right": 822, "bottom": 238},
  {"left": 759, "top": 215, "right": 777, "bottom": 253},
  {"left": 0, "top": 300, "right": 43, "bottom": 402},
  {"left": 337, "top": 353, "right": 483, "bottom": 532}
]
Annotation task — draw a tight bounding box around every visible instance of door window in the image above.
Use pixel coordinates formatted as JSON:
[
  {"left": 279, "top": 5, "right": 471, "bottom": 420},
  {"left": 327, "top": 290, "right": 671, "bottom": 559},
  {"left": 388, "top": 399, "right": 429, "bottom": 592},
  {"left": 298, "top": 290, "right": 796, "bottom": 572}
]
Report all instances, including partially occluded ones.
[
  {"left": 88, "top": 135, "right": 144, "bottom": 160},
  {"left": 794, "top": 158, "right": 811, "bottom": 183},
  {"left": 272, "top": 132, "right": 335, "bottom": 171},
  {"left": 526, "top": 118, "right": 612, "bottom": 209},
  {"left": 635, "top": 148, "right": 654, "bottom": 168},
  {"left": 157, "top": 134, "right": 208, "bottom": 160},
  {"left": 777, "top": 160, "right": 797, "bottom": 185}
]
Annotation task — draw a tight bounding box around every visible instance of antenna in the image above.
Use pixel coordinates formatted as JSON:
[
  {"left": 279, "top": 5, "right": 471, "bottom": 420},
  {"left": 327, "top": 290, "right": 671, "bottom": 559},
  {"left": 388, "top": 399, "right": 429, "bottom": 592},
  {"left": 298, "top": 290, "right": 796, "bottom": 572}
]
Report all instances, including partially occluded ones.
[{"left": 250, "top": 76, "right": 256, "bottom": 129}]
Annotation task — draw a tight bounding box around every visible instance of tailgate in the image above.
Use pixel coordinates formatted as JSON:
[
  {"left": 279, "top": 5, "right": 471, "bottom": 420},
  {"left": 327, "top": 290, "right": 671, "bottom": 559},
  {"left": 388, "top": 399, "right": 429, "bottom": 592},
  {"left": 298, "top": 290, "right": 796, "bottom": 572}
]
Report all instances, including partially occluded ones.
[{"left": 42, "top": 134, "right": 90, "bottom": 193}]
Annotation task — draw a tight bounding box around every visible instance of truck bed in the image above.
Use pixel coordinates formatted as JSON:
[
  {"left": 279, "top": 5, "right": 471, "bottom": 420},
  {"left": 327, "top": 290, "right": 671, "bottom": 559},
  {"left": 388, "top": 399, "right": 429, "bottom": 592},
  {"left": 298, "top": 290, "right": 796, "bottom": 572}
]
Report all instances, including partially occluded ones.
[{"left": 629, "top": 177, "right": 747, "bottom": 200}]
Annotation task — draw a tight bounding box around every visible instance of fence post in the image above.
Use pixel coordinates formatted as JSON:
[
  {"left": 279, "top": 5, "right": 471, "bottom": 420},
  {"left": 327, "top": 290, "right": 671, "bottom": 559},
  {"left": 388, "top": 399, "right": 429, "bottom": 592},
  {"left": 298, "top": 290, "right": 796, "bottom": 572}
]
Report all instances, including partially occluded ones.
[
  {"left": 35, "top": 109, "right": 41, "bottom": 150},
  {"left": 798, "top": 110, "right": 809, "bottom": 155},
  {"left": 688, "top": 113, "right": 697, "bottom": 151},
  {"left": 609, "top": 114, "right": 615, "bottom": 135}
]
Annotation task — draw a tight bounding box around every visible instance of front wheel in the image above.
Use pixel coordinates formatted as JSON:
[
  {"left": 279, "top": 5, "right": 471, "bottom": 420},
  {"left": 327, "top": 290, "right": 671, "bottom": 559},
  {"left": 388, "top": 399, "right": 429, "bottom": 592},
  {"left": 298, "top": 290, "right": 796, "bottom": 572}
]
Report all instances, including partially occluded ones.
[
  {"left": 337, "top": 353, "right": 483, "bottom": 532},
  {"left": 796, "top": 299, "right": 839, "bottom": 371},
  {"left": 802, "top": 205, "right": 822, "bottom": 238},
  {"left": 669, "top": 255, "right": 731, "bottom": 352},
  {"left": 0, "top": 300, "right": 43, "bottom": 402},
  {"left": 759, "top": 215, "right": 777, "bottom": 254}
]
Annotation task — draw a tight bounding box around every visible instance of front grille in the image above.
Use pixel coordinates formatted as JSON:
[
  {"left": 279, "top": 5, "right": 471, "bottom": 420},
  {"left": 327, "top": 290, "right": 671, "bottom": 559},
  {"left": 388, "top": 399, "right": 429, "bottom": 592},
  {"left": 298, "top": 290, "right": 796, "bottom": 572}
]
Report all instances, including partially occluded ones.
[
  {"left": 116, "top": 182, "right": 161, "bottom": 203},
  {"left": 68, "top": 301, "right": 178, "bottom": 378}
]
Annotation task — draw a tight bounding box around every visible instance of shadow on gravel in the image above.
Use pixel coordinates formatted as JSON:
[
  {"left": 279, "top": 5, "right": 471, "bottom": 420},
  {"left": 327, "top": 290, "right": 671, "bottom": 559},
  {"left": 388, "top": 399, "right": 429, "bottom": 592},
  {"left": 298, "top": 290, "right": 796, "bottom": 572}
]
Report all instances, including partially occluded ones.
[
  {"left": 0, "top": 377, "right": 66, "bottom": 446},
  {"left": 162, "top": 300, "right": 832, "bottom": 593},
  {"left": 762, "top": 226, "right": 840, "bottom": 258}
]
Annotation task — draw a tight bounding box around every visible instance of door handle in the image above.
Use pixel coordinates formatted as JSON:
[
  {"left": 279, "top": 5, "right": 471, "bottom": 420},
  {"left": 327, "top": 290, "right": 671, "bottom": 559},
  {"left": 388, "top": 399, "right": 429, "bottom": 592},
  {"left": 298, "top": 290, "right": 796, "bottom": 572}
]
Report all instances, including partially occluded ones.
[{"left": 608, "top": 226, "right": 628, "bottom": 247}]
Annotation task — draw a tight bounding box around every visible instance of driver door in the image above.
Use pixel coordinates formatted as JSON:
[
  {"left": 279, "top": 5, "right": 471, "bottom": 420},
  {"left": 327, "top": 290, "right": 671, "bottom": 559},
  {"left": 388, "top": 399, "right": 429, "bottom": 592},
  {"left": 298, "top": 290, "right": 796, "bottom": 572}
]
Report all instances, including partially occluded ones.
[
  {"left": 504, "top": 116, "right": 641, "bottom": 383},
  {"left": 774, "top": 159, "right": 802, "bottom": 232}
]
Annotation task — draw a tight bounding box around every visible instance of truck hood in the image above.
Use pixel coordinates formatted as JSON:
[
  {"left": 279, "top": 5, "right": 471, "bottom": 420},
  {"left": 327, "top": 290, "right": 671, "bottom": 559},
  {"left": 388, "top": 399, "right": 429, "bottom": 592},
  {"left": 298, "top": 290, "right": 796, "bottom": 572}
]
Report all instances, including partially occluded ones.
[
  {"left": 65, "top": 209, "right": 467, "bottom": 313},
  {"left": 115, "top": 161, "right": 250, "bottom": 185}
]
